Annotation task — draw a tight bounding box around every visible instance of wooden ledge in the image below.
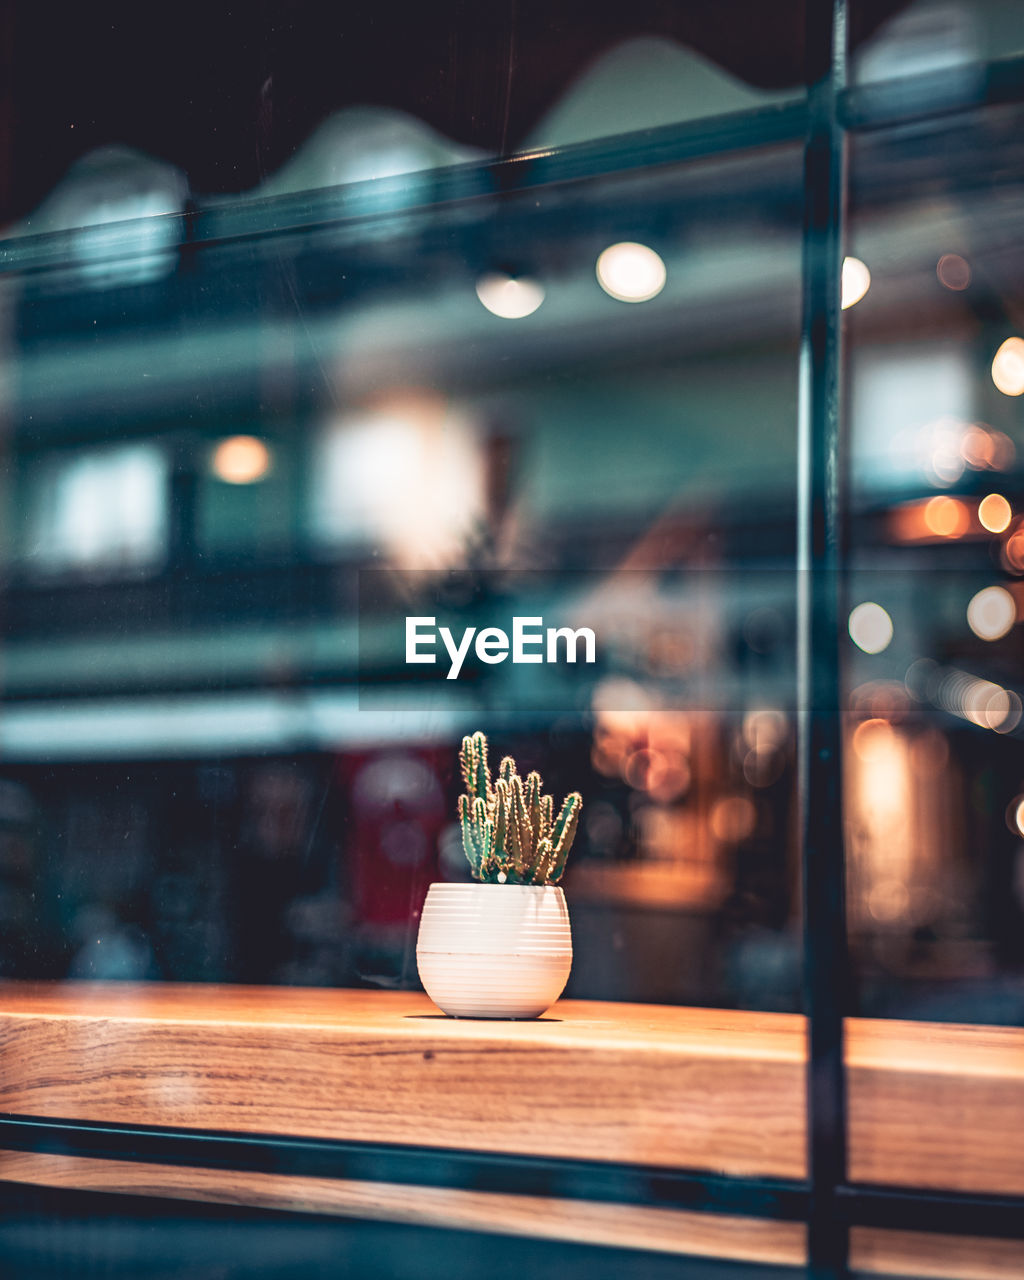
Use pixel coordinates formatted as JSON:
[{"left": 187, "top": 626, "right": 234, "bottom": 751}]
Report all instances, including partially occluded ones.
[
  {"left": 0, "top": 983, "right": 1021, "bottom": 1196},
  {"left": 0, "top": 985, "right": 804, "bottom": 1181}
]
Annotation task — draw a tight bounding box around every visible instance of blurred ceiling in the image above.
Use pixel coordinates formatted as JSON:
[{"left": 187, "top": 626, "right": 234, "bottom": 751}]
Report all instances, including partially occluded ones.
[{"left": 0, "top": 0, "right": 909, "bottom": 223}]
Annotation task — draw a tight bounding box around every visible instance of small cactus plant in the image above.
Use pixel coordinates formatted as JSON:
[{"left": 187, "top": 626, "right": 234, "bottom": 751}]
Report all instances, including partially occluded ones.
[{"left": 457, "top": 731, "right": 582, "bottom": 885}]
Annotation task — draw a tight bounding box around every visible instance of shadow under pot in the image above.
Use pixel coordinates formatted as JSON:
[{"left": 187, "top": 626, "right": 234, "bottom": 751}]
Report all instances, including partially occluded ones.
[{"left": 416, "top": 882, "right": 572, "bottom": 1019}]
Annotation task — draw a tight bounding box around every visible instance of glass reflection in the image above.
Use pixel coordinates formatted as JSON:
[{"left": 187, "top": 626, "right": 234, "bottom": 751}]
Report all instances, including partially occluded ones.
[
  {"left": 0, "top": 139, "right": 806, "bottom": 1010},
  {"left": 847, "top": 100, "right": 1024, "bottom": 1023}
]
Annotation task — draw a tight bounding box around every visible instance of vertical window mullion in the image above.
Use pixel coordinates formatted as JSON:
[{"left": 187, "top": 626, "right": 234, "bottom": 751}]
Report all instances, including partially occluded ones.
[{"left": 798, "top": 0, "right": 850, "bottom": 1275}]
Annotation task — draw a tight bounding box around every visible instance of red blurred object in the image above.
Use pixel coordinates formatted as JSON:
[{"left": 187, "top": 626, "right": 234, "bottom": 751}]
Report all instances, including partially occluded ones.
[{"left": 338, "top": 747, "right": 449, "bottom": 929}]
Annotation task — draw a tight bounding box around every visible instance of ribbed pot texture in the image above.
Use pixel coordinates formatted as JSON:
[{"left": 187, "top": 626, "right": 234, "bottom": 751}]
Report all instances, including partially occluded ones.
[{"left": 416, "top": 882, "right": 572, "bottom": 1019}]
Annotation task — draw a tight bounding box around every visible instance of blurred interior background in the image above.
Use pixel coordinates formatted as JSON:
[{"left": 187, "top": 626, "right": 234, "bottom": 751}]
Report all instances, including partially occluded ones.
[{"left": 0, "top": 0, "right": 1023, "bottom": 1029}]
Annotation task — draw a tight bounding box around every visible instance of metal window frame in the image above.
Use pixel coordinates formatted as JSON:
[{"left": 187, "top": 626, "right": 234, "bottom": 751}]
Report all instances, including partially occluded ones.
[{"left": 3, "top": 6, "right": 1024, "bottom": 1276}]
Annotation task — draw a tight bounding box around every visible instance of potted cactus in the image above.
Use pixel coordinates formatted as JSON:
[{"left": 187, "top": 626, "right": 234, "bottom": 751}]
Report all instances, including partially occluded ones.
[{"left": 416, "top": 731, "right": 582, "bottom": 1018}]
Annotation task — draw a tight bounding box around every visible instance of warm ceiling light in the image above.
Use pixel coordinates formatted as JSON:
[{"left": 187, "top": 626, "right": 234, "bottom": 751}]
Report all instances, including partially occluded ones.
[
  {"left": 992, "top": 337, "right": 1024, "bottom": 397},
  {"left": 936, "top": 253, "right": 971, "bottom": 291},
  {"left": 978, "top": 493, "right": 1012, "bottom": 533},
  {"left": 848, "top": 602, "right": 893, "bottom": 654},
  {"left": 841, "top": 257, "right": 871, "bottom": 310},
  {"left": 475, "top": 273, "right": 545, "bottom": 319},
  {"left": 210, "top": 435, "right": 273, "bottom": 484},
  {"left": 596, "top": 242, "right": 666, "bottom": 303}
]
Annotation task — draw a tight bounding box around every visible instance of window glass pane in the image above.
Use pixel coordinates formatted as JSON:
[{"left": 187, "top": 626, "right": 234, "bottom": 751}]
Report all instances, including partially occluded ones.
[
  {"left": 847, "top": 102, "right": 1024, "bottom": 1029},
  {"left": 0, "top": 139, "right": 804, "bottom": 1012},
  {"left": 845, "top": 98, "right": 1024, "bottom": 1219}
]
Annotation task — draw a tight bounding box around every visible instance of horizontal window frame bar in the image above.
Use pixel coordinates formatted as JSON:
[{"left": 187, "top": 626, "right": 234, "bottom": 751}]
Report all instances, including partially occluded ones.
[
  {"left": 840, "top": 51, "right": 1024, "bottom": 132},
  {"left": 836, "top": 1183, "right": 1024, "bottom": 1241}
]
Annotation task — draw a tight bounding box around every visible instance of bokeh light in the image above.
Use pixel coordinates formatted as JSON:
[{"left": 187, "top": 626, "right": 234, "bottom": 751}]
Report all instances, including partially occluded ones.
[
  {"left": 311, "top": 397, "right": 485, "bottom": 568},
  {"left": 742, "top": 707, "right": 787, "bottom": 752},
  {"left": 841, "top": 257, "right": 871, "bottom": 310},
  {"left": 849, "top": 602, "right": 893, "bottom": 654},
  {"left": 990, "top": 430, "right": 1016, "bottom": 471},
  {"left": 210, "top": 436, "right": 273, "bottom": 485},
  {"left": 992, "top": 337, "right": 1024, "bottom": 396},
  {"left": 963, "top": 680, "right": 1020, "bottom": 731},
  {"left": 922, "top": 663, "right": 1022, "bottom": 732},
  {"left": 709, "top": 795, "right": 757, "bottom": 844},
  {"left": 740, "top": 708, "right": 788, "bottom": 788},
  {"left": 960, "top": 425, "right": 994, "bottom": 470},
  {"left": 596, "top": 242, "right": 666, "bottom": 303},
  {"left": 475, "top": 273, "right": 545, "bottom": 319},
  {"left": 990, "top": 430, "right": 1016, "bottom": 470},
  {"left": 868, "top": 879, "right": 911, "bottom": 923},
  {"left": 966, "top": 585, "right": 1016, "bottom": 641},
  {"left": 978, "top": 493, "right": 1012, "bottom": 533},
  {"left": 936, "top": 253, "right": 971, "bottom": 291},
  {"left": 928, "top": 428, "right": 966, "bottom": 484},
  {"left": 852, "top": 717, "right": 895, "bottom": 762},
  {"left": 923, "top": 495, "right": 968, "bottom": 538},
  {"left": 1002, "top": 524, "right": 1024, "bottom": 574}
]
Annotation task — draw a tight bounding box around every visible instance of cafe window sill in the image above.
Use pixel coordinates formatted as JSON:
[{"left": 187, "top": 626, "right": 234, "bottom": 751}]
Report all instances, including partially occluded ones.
[{"left": 0, "top": 983, "right": 1020, "bottom": 1274}]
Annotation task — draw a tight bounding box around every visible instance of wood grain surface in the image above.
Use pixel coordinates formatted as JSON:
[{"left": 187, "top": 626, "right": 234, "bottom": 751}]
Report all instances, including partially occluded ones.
[
  {"left": 0, "top": 983, "right": 1021, "bottom": 1198},
  {"left": 0, "top": 985, "right": 806, "bottom": 1180},
  {"left": 850, "top": 1226, "right": 1024, "bottom": 1279},
  {"left": 846, "top": 1018, "right": 1024, "bottom": 1195},
  {"left": 0, "top": 1151, "right": 806, "bottom": 1268}
]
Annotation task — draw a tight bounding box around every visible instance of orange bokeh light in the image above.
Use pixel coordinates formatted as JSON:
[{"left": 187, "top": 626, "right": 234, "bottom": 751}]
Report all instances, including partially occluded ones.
[
  {"left": 923, "top": 496, "right": 969, "bottom": 538},
  {"left": 978, "top": 493, "right": 1012, "bottom": 533},
  {"left": 210, "top": 435, "right": 273, "bottom": 485},
  {"left": 1004, "top": 526, "right": 1024, "bottom": 574},
  {"left": 992, "top": 337, "right": 1024, "bottom": 397}
]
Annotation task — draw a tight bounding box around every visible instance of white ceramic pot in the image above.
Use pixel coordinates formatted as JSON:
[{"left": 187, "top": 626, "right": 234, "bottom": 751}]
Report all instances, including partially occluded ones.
[{"left": 416, "top": 882, "right": 572, "bottom": 1019}]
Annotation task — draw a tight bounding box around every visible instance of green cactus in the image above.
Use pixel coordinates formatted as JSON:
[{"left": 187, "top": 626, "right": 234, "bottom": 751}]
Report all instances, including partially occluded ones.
[
  {"left": 459, "top": 731, "right": 492, "bottom": 804},
  {"left": 455, "top": 732, "right": 582, "bottom": 885}
]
